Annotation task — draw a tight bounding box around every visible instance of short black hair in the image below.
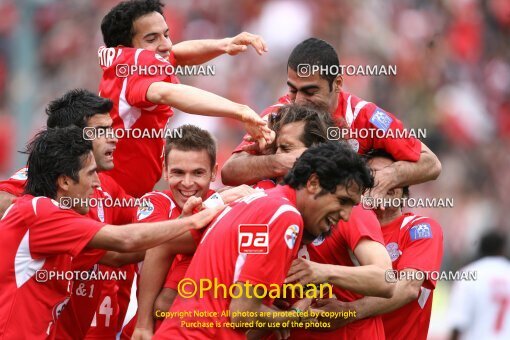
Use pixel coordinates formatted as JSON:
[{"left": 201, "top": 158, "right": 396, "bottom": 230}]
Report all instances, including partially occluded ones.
[
  {"left": 46, "top": 89, "right": 113, "bottom": 129},
  {"left": 365, "top": 149, "right": 410, "bottom": 198},
  {"left": 24, "top": 127, "right": 93, "bottom": 199},
  {"left": 284, "top": 141, "right": 374, "bottom": 195},
  {"left": 270, "top": 104, "right": 336, "bottom": 149},
  {"left": 288, "top": 38, "right": 340, "bottom": 90},
  {"left": 164, "top": 125, "right": 216, "bottom": 169},
  {"left": 101, "top": 0, "right": 164, "bottom": 47},
  {"left": 479, "top": 231, "right": 507, "bottom": 257}
]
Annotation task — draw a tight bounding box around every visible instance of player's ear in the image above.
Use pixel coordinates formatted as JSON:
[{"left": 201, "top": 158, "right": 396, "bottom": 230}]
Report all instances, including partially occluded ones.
[
  {"left": 162, "top": 163, "right": 169, "bottom": 181},
  {"left": 306, "top": 173, "right": 321, "bottom": 195},
  {"left": 334, "top": 75, "right": 342, "bottom": 92},
  {"left": 211, "top": 163, "right": 219, "bottom": 182},
  {"left": 57, "top": 175, "right": 71, "bottom": 192}
]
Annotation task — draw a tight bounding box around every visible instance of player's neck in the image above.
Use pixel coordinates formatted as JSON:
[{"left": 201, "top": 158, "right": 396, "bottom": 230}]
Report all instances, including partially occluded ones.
[{"left": 376, "top": 208, "right": 402, "bottom": 227}]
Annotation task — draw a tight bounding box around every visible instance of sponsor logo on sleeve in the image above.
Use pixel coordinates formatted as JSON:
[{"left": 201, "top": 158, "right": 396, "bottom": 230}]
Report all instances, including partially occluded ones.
[
  {"left": 369, "top": 108, "right": 393, "bottom": 132},
  {"left": 136, "top": 201, "right": 154, "bottom": 221},
  {"left": 409, "top": 223, "right": 432, "bottom": 241},
  {"left": 385, "top": 242, "right": 401, "bottom": 261},
  {"left": 285, "top": 225, "right": 300, "bottom": 249}
]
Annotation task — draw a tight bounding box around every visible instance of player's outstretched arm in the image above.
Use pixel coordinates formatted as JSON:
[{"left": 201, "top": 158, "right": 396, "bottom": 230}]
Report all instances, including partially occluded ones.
[
  {"left": 172, "top": 32, "right": 268, "bottom": 66},
  {"left": 286, "top": 239, "right": 395, "bottom": 298},
  {"left": 221, "top": 150, "right": 302, "bottom": 186},
  {"left": 86, "top": 204, "right": 224, "bottom": 252},
  {"left": 346, "top": 269, "right": 424, "bottom": 318},
  {"left": 146, "top": 82, "right": 274, "bottom": 150},
  {"left": 0, "top": 191, "right": 15, "bottom": 216},
  {"left": 369, "top": 141, "right": 441, "bottom": 202}
]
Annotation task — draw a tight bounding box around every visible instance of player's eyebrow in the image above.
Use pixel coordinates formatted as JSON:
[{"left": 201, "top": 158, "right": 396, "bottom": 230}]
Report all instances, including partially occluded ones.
[
  {"left": 287, "top": 81, "right": 320, "bottom": 92},
  {"left": 143, "top": 28, "right": 169, "bottom": 39}
]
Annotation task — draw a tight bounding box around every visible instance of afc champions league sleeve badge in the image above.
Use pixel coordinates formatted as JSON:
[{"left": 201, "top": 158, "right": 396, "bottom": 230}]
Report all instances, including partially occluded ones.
[{"left": 385, "top": 242, "right": 401, "bottom": 262}]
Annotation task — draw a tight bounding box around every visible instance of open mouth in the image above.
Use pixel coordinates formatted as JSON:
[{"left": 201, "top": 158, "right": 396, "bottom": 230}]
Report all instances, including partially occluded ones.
[{"left": 178, "top": 190, "right": 198, "bottom": 199}]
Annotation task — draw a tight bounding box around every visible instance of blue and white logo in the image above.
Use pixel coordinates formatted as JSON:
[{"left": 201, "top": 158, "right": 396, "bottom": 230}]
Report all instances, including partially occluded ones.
[
  {"left": 369, "top": 108, "right": 393, "bottom": 132},
  {"left": 410, "top": 223, "right": 432, "bottom": 241}
]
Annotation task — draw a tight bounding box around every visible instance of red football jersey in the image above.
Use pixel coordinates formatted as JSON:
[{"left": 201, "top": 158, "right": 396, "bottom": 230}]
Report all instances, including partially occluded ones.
[
  {"left": 119, "top": 189, "right": 215, "bottom": 338},
  {"left": 155, "top": 185, "right": 304, "bottom": 339},
  {"left": 0, "top": 168, "right": 136, "bottom": 339},
  {"left": 233, "top": 92, "right": 421, "bottom": 162},
  {"left": 380, "top": 213, "right": 443, "bottom": 340},
  {"left": 0, "top": 195, "right": 104, "bottom": 339},
  {"left": 290, "top": 205, "right": 386, "bottom": 339},
  {"left": 98, "top": 46, "right": 179, "bottom": 198}
]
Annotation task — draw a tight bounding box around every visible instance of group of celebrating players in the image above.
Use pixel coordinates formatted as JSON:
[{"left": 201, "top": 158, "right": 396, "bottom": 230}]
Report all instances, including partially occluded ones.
[{"left": 0, "top": 0, "right": 445, "bottom": 339}]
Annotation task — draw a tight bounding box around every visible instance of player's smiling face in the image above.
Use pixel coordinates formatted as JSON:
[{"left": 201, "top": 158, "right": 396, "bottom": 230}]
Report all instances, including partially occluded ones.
[
  {"left": 297, "top": 175, "right": 361, "bottom": 243},
  {"left": 86, "top": 114, "right": 117, "bottom": 172},
  {"left": 131, "top": 11, "right": 172, "bottom": 60},
  {"left": 164, "top": 148, "right": 218, "bottom": 209},
  {"left": 287, "top": 67, "right": 339, "bottom": 114}
]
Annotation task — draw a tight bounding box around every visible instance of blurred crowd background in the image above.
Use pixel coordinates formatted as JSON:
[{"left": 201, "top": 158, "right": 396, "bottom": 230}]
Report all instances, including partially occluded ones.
[{"left": 0, "top": 0, "right": 509, "bottom": 337}]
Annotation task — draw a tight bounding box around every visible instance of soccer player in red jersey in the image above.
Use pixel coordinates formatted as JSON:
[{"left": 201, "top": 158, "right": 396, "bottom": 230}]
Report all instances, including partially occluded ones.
[
  {"left": 249, "top": 104, "right": 394, "bottom": 340},
  {"left": 0, "top": 127, "right": 223, "bottom": 339},
  {"left": 313, "top": 151, "right": 444, "bottom": 340},
  {"left": 0, "top": 90, "right": 142, "bottom": 339},
  {"left": 118, "top": 125, "right": 255, "bottom": 339},
  {"left": 154, "top": 141, "right": 374, "bottom": 339},
  {"left": 222, "top": 38, "right": 442, "bottom": 202},
  {"left": 98, "top": 0, "right": 273, "bottom": 198}
]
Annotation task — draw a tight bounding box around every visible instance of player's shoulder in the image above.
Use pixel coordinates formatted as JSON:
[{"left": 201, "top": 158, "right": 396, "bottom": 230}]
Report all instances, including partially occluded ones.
[
  {"left": 262, "top": 187, "right": 302, "bottom": 222},
  {"left": 259, "top": 94, "right": 291, "bottom": 119},
  {"left": 20, "top": 195, "right": 68, "bottom": 217},
  {"left": 136, "top": 190, "right": 176, "bottom": 221},
  {"left": 9, "top": 167, "right": 28, "bottom": 181},
  {"left": 342, "top": 90, "right": 396, "bottom": 126},
  {"left": 401, "top": 214, "right": 443, "bottom": 242}
]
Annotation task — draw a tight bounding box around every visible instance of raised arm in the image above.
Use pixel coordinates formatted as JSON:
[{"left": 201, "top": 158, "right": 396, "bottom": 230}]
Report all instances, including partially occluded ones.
[
  {"left": 146, "top": 82, "right": 273, "bottom": 149},
  {"left": 221, "top": 150, "right": 302, "bottom": 186},
  {"left": 172, "top": 32, "right": 267, "bottom": 66},
  {"left": 86, "top": 204, "right": 223, "bottom": 252}
]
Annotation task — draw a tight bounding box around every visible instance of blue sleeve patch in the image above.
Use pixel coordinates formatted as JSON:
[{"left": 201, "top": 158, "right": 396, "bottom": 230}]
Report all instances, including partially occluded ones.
[
  {"left": 369, "top": 108, "right": 393, "bottom": 132},
  {"left": 409, "top": 223, "right": 432, "bottom": 241}
]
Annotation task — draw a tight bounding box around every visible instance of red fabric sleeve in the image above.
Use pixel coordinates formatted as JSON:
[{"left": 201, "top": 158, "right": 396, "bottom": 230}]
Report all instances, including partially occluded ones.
[
  {"left": 339, "top": 206, "right": 384, "bottom": 251},
  {"left": 72, "top": 249, "right": 107, "bottom": 271},
  {"left": 29, "top": 198, "right": 105, "bottom": 258},
  {"left": 125, "top": 50, "right": 179, "bottom": 108},
  {"left": 397, "top": 218, "right": 444, "bottom": 289},
  {"left": 0, "top": 168, "right": 27, "bottom": 196},
  {"left": 357, "top": 104, "right": 421, "bottom": 161},
  {"left": 237, "top": 211, "right": 303, "bottom": 288},
  {"left": 99, "top": 173, "right": 137, "bottom": 225},
  {"left": 134, "top": 192, "right": 175, "bottom": 223},
  {"left": 164, "top": 255, "right": 192, "bottom": 289}
]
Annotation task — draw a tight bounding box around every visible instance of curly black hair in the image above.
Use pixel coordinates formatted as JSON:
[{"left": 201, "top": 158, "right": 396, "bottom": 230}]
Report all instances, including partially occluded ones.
[
  {"left": 284, "top": 141, "right": 374, "bottom": 195},
  {"left": 101, "top": 0, "right": 164, "bottom": 47},
  {"left": 24, "top": 127, "right": 93, "bottom": 199}
]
